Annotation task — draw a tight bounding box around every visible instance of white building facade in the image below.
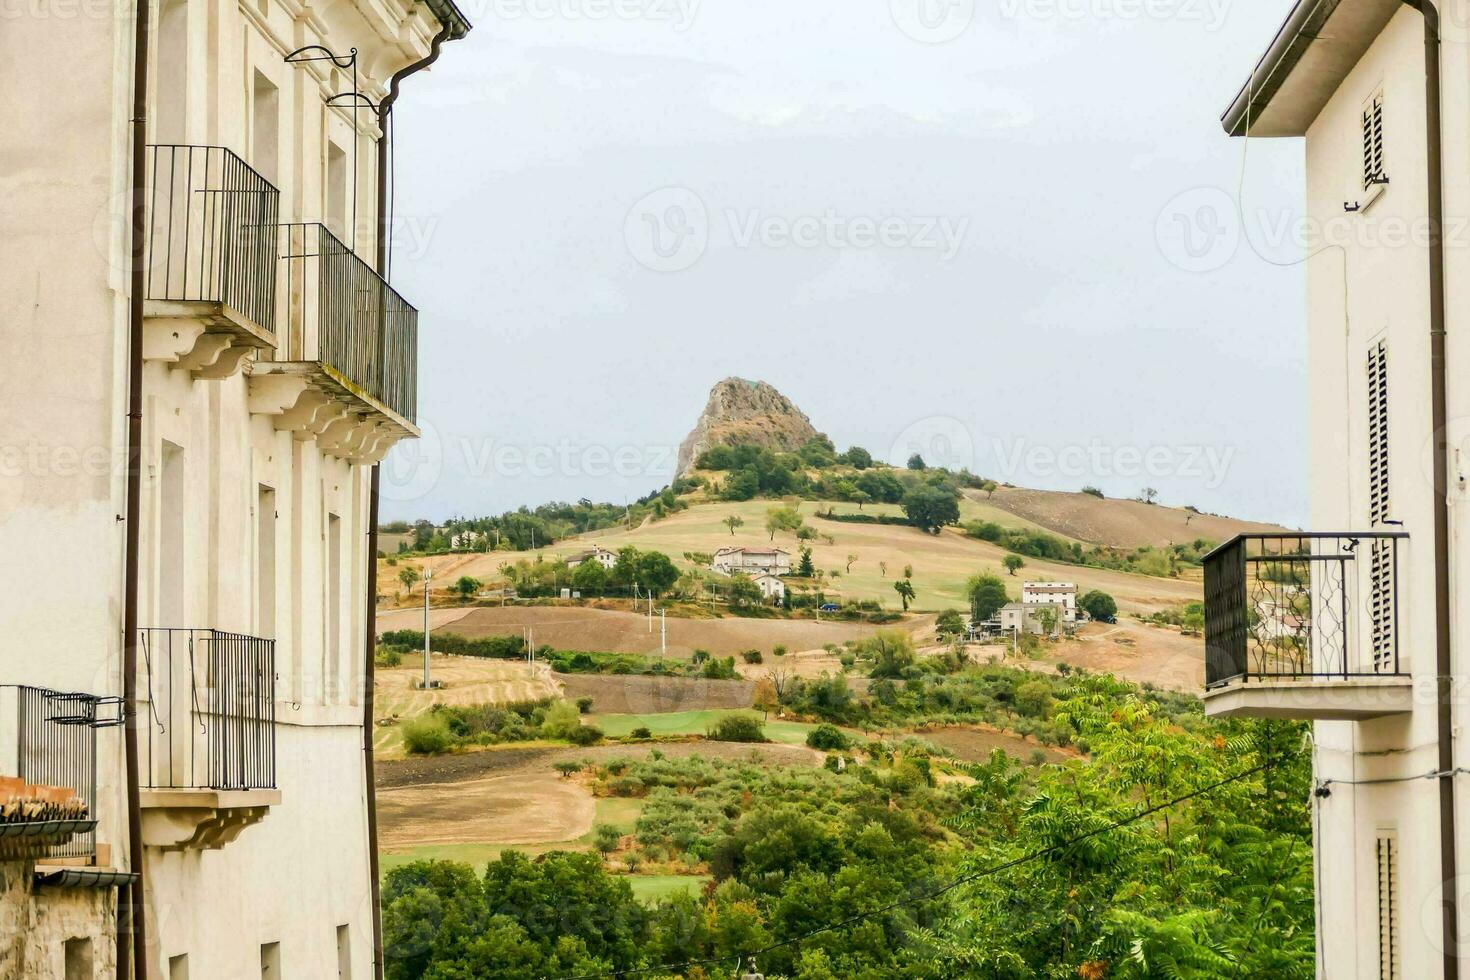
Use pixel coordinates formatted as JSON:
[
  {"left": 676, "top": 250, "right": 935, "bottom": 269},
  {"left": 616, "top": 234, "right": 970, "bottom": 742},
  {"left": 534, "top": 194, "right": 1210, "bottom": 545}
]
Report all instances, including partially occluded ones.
[
  {"left": 1020, "top": 582, "right": 1077, "bottom": 623},
  {"left": 1204, "top": 2, "right": 1470, "bottom": 976},
  {"left": 0, "top": 0, "right": 467, "bottom": 972},
  {"left": 711, "top": 547, "right": 792, "bottom": 577},
  {"left": 566, "top": 545, "right": 618, "bottom": 570}
]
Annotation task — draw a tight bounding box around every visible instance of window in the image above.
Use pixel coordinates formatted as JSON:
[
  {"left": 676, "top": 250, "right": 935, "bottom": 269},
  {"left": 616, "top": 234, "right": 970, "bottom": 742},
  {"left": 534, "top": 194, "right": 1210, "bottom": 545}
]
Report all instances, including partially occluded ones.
[
  {"left": 257, "top": 485, "right": 277, "bottom": 639},
  {"left": 1360, "top": 89, "right": 1386, "bottom": 204},
  {"left": 168, "top": 954, "right": 190, "bottom": 980},
  {"left": 155, "top": 0, "right": 188, "bottom": 143},
  {"left": 252, "top": 70, "right": 280, "bottom": 185},
  {"left": 159, "top": 441, "right": 185, "bottom": 625},
  {"left": 326, "top": 141, "right": 347, "bottom": 240},
  {"left": 1367, "top": 339, "right": 1394, "bottom": 669},
  {"left": 336, "top": 924, "right": 352, "bottom": 978},
  {"left": 260, "top": 942, "right": 281, "bottom": 978},
  {"left": 1377, "top": 832, "right": 1400, "bottom": 979},
  {"left": 327, "top": 512, "right": 342, "bottom": 698},
  {"left": 63, "top": 938, "right": 92, "bottom": 980}
]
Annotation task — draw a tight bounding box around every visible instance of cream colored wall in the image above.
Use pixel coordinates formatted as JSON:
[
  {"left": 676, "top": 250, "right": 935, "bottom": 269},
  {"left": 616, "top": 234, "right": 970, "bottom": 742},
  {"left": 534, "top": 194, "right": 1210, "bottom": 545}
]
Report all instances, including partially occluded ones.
[
  {"left": 0, "top": 0, "right": 443, "bottom": 968},
  {"left": 1302, "top": 6, "right": 1470, "bottom": 976}
]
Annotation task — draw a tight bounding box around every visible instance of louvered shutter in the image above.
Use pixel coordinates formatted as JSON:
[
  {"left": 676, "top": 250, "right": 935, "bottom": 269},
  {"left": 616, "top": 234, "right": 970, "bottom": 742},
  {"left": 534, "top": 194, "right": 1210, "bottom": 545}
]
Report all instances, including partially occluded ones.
[
  {"left": 1367, "top": 340, "right": 1394, "bottom": 670},
  {"left": 1377, "top": 833, "right": 1400, "bottom": 980},
  {"left": 1363, "top": 93, "right": 1386, "bottom": 192}
]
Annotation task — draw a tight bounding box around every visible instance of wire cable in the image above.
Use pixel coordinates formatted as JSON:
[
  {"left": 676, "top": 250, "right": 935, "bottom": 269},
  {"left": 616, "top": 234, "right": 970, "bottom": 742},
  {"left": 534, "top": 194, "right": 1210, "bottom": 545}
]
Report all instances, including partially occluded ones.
[{"left": 553, "top": 762, "right": 1271, "bottom": 980}]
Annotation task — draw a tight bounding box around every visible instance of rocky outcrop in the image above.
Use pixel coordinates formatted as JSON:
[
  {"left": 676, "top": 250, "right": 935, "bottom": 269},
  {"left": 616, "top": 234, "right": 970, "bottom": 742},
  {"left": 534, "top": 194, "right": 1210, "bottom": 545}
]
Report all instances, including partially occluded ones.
[{"left": 676, "top": 378, "right": 822, "bottom": 473}]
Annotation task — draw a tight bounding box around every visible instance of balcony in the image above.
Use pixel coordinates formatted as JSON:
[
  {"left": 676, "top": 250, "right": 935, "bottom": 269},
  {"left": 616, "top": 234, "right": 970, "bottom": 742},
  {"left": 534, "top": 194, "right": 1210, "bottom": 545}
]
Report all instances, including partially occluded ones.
[
  {"left": 142, "top": 145, "right": 280, "bottom": 379},
  {"left": 1202, "top": 533, "right": 1414, "bottom": 720},
  {"left": 0, "top": 686, "right": 117, "bottom": 864},
  {"left": 246, "top": 222, "right": 418, "bottom": 461},
  {"left": 137, "top": 629, "right": 280, "bottom": 851}
]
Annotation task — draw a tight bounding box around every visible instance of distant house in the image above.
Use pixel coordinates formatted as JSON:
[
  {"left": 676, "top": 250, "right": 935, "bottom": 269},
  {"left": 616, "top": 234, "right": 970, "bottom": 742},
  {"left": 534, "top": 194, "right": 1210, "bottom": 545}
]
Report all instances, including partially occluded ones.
[
  {"left": 565, "top": 545, "right": 618, "bottom": 570},
  {"left": 753, "top": 573, "right": 786, "bottom": 605},
  {"left": 1021, "top": 581, "right": 1077, "bottom": 623},
  {"left": 711, "top": 546, "right": 791, "bottom": 577},
  {"left": 450, "top": 530, "right": 485, "bottom": 551},
  {"left": 998, "top": 602, "right": 1062, "bottom": 637}
]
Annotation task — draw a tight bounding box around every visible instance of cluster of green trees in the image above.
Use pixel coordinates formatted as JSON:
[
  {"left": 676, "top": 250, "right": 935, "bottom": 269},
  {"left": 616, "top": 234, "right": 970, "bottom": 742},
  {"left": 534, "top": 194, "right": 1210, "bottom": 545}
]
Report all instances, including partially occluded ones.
[
  {"left": 964, "top": 521, "right": 1218, "bottom": 580},
  {"left": 400, "top": 698, "right": 602, "bottom": 754},
  {"left": 500, "top": 546, "right": 682, "bottom": 598},
  {"left": 382, "top": 676, "right": 1312, "bottom": 978}
]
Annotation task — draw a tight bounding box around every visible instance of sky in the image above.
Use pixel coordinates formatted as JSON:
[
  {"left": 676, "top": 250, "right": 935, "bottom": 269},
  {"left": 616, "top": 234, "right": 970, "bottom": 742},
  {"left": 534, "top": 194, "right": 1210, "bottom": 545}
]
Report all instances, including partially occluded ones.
[{"left": 381, "top": 0, "right": 1311, "bottom": 527}]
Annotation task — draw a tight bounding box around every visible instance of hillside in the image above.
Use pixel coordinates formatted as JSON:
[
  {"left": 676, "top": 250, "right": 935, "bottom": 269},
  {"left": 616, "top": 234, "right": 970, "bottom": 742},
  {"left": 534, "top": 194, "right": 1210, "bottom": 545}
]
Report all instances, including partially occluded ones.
[
  {"left": 977, "top": 486, "right": 1284, "bottom": 550},
  {"left": 675, "top": 377, "right": 822, "bottom": 473}
]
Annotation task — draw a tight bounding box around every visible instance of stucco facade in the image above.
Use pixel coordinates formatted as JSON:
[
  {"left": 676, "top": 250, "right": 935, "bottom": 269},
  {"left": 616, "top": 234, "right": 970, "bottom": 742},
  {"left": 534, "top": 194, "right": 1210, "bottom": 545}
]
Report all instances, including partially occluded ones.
[
  {"left": 1216, "top": 2, "right": 1470, "bottom": 975},
  {"left": 0, "top": 0, "right": 465, "bottom": 971}
]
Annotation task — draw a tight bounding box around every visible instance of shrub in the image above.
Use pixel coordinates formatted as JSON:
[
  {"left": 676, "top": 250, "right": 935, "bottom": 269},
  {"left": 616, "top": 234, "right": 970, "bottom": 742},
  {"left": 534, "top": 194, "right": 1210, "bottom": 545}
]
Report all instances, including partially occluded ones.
[
  {"left": 554, "top": 761, "right": 581, "bottom": 778},
  {"left": 706, "top": 714, "right": 767, "bottom": 743},
  {"left": 576, "top": 697, "right": 594, "bottom": 714},
  {"left": 567, "top": 724, "right": 604, "bottom": 746},
  {"left": 773, "top": 644, "right": 787, "bottom": 657},
  {"left": 630, "top": 726, "right": 653, "bottom": 740},
  {"left": 402, "top": 716, "right": 453, "bottom": 755},
  {"left": 741, "top": 649, "right": 763, "bottom": 664},
  {"left": 593, "top": 824, "right": 621, "bottom": 858},
  {"left": 540, "top": 701, "right": 585, "bottom": 740},
  {"left": 1081, "top": 485, "right": 1104, "bottom": 498},
  {"left": 805, "top": 723, "right": 851, "bottom": 751},
  {"left": 375, "top": 647, "right": 403, "bottom": 668}
]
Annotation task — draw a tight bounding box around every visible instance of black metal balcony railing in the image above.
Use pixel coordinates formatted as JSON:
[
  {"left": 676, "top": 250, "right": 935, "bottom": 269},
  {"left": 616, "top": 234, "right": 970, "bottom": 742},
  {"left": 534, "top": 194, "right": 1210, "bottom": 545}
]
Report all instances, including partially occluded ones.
[
  {"left": 1204, "top": 532, "right": 1407, "bottom": 688},
  {"left": 279, "top": 222, "right": 419, "bottom": 422},
  {"left": 139, "top": 629, "right": 276, "bottom": 791},
  {"left": 145, "top": 145, "right": 281, "bottom": 334},
  {"left": 1, "top": 686, "right": 116, "bottom": 860}
]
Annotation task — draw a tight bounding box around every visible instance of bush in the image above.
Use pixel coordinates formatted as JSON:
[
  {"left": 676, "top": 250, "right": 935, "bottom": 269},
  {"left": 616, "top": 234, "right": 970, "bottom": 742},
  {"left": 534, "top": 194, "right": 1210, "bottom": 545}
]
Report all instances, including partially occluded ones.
[
  {"left": 567, "top": 724, "right": 604, "bottom": 746},
  {"left": 1079, "top": 590, "right": 1118, "bottom": 624},
  {"left": 805, "top": 723, "right": 851, "bottom": 751},
  {"left": 375, "top": 647, "right": 403, "bottom": 668},
  {"left": 540, "top": 701, "right": 585, "bottom": 740},
  {"left": 741, "top": 649, "right": 763, "bottom": 664},
  {"left": 773, "top": 644, "right": 787, "bottom": 657},
  {"left": 706, "top": 714, "right": 767, "bottom": 743},
  {"left": 1081, "top": 485, "right": 1104, "bottom": 498},
  {"left": 576, "top": 697, "right": 594, "bottom": 714},
  {"left": 402, "top": 716, "right": 453, "bottom": 755},
  {"left": 630, "top": 726, "right": 653, "bottom": 739}
]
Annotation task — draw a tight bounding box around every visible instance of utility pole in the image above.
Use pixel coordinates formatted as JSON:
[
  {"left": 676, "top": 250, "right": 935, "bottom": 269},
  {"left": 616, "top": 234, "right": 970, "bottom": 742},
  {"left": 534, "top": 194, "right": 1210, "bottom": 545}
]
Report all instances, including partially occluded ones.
[
  {"left": 421, "top": 569, "right": 433, "bottom": 688},
  {"left": 660, "top": 608, "right": 666, "bottom": 657}
]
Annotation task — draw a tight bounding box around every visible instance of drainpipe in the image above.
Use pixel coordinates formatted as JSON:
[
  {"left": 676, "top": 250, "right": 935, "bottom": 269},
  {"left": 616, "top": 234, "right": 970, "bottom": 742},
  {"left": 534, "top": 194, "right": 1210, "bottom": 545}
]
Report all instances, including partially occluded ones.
[
  {"left": 1401, "top": 1, "right": 1459, "bottom": 974},
  {"left": 121, "top": 0, "right": 152, "bottom": 968},
  {"left": 362, "top": 23, "right": 452, "bottom": 980}
]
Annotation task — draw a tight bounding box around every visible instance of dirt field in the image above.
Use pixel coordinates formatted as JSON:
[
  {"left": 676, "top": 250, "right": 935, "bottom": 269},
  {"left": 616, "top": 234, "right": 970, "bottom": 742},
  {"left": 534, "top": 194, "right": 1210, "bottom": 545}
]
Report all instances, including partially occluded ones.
[
  {"left": 377, "top": 770, "right": 593, "bottom": 848},
  {"left": 980, "top": 486, "right": 1283, "bottom": 551},
  {"left": 556, "top": 672, "right": 754, "bottom": 714},
  {"left": 446, "top": 605, "right": 890, "bottom": 658},
  {"left": 1001, "top": 619, "right": 1205, "bottom": 691},
  {"left": 374, "top": 655, "right": 561, "bottom": 757},
  {"left": 911, "top": 724, "right": 1076, "bottom": 764},
  {"left": 375, "top": 606, "right": 476, "bottom": 633}
]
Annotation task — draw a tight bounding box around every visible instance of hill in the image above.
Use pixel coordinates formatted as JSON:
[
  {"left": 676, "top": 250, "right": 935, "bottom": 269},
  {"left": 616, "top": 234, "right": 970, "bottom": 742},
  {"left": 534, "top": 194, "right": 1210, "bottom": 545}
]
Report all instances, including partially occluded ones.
[
  {"left": 675, "top": 377, "right": 822, "bottom": 473},
  {"left": 977, "top": 486, "right": 1284, "bottom": 550}
]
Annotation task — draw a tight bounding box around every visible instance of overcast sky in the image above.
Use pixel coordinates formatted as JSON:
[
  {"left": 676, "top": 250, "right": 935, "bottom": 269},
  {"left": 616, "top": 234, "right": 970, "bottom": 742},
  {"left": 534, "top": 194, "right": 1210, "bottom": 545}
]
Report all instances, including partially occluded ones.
[{"left": 382, "top": 0, "right": 1309, "bottom": 527}]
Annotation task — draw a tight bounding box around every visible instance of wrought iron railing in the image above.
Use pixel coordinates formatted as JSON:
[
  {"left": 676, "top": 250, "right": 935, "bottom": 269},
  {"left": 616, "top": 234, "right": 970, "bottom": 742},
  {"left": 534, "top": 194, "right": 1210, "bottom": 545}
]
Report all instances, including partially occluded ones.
[
  {"left": 138, "top": 629, "right": 276, "bottom": 791},
  {"left": 278, "top": 222, "right": 419, "bottom": 422},
  {"left": 0, "top": 686, "right": 117, "bottom": 859},
  {"left": 145, "top": 145, "right": 281, "bottom": 334},
  {"left": 1203, "top": 532, "right": 1407, "bottom": 688}
]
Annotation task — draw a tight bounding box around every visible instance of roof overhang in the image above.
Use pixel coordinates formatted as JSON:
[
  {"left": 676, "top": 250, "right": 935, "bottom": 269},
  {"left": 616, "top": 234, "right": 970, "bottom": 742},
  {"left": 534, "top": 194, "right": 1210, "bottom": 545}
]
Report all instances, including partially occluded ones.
[
  {"left": 420, "top": 0, "right": 472, "bottom": 40},
  {"left": 1221, "top": 0, "right": 1402, "bottom": 137}
]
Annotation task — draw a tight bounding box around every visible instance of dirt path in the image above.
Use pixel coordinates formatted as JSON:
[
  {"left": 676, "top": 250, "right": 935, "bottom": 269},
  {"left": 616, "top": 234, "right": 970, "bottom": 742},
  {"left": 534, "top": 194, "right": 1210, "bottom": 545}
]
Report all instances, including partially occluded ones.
[{"left": 374, "top": 605, "right": 476, "bottom": 633}]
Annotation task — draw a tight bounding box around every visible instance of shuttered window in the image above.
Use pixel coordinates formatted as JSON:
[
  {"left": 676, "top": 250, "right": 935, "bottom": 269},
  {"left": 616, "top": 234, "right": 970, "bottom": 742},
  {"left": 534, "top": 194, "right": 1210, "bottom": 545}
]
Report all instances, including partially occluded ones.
[
  {"left": 1377, "top": 833, "right": 1400, "bottom": 980},
  {"left": 1367, "top": 339, "right": 1394, "bottom": 668},
  {"left": 1363, "top": 91, "right": 1386, "bottom": 192}
]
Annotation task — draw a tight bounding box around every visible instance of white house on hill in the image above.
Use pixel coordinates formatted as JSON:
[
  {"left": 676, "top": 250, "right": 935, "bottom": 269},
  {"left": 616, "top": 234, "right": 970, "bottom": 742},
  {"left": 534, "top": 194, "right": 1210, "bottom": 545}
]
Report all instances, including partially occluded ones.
[
  {"left": 1021, "top": 582, "right": 1078, "bottom": 623},
  {"left": 566, "top": 545, "right": 618, "bottom": 570},
  {"left": 711, "top": 546, "right": 792, "bottom": 576}
]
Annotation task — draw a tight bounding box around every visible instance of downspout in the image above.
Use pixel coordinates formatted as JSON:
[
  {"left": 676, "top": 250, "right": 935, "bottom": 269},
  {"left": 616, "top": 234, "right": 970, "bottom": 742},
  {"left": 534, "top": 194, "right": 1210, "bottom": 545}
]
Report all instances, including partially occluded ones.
[
  {"left": 1402, "top": 1, "right": 1460, "bottom": 974},
  {"left": 362, "top": 23, "right": 452, "bottom": 980},
  {"left": 121, "top": 0, "right": 152, "bottom": 969}
]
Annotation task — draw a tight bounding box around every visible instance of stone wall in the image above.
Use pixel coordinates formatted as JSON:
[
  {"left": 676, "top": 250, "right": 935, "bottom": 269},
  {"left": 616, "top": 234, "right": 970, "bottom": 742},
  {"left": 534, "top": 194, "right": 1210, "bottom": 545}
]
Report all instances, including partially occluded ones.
[{"left": 0, "top": 861, "right": 115, "bottom": 979}]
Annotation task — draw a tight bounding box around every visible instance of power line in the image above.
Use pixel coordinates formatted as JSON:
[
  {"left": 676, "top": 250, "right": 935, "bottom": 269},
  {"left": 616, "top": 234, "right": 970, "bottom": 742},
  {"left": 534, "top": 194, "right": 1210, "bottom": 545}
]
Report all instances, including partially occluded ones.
[{"left": 554, "top": 762, "right": 1270, "bottom": 980}]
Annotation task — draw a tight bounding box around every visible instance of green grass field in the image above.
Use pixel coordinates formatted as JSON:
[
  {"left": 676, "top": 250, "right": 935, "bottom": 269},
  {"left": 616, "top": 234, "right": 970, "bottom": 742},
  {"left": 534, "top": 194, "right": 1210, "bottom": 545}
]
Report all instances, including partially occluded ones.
[
  {"left": 591, "top": 709, "right": 822, "bottom": 746},
  {"left": 624, "top": 874, "right": 711, "bottom": 904}
]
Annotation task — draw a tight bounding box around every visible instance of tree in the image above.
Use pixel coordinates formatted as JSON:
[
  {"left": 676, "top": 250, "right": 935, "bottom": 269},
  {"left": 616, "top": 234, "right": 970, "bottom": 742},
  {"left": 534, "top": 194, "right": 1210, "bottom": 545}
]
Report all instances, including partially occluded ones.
[
  {"left": 1002, "top": 554, "right": 1025, "bottom": 576},
  {"left": 862, "top": 629, "right": 916, "bottom": 678},
  {"left": 967, "top": 572, "right": 1009, "bottom": 621},
  {"left": 795, "top": 525, "right": 817, "bottom": 543},
  {"left": 893, "top": 579, "right": 915, "bottom": 612},
  {"left": 398, "top": 566, "right": 420, "bottom": 595},
  {"left": 901, "top": 484, "right": 960, "bottom": 533},
  {"left": 903, "top": 563, "right": 913, "bottom": 579},
  {"left": 572, "top": 557, "right": 608, "bottom": 594},
  {"left": 850, "top": 490, "right": 871, "bottom": 510},
  {"left": 636, "top": 550, "right": 680, "bottom": 595},
  {"left": 753, "top": 677, "right": 779, "bottom": 719},
  {"left": 845, "top": 553, "right": 858, "bottom": 573},
  {"left": 554, "top": 760, "right": 581, "bottom": 778},
  {"left": 840, "top": 446, "right": 872, "bottom": 469},
  {"left": 453, "top": 575, "right": 480, "bottom": 600},
  {"left": 879, "top": 561, "right": 888, "bottom": 577},
  {"left": 723, "top": 514, "right": 745, "bottom": 535},
  {"left": 765, "top": 505, "right": 803, "bottom": 540},
  {"left": 727, "top": 573, "right": 762, "bottom": 607},
  {"left": 935, "top": 609, "right": 965, "bottom": 636},
  {"left": 1079, "top": 589, "right": 1118, "bottom": 623},
  {"left": 907, "top": 453, "right": 927, "bottom": 470},
  {"left": 593, "top": 824, "right": 621, "bottom": 859},
  {"left": 797, "top": 547, "right": 815, "bottom": 577},
  {"left": 1142, "top": 486, "right": 1159, "bottom": 504},
  {"left": 1081, "top": 485, "right": 1104, "bottom": 498},
  {"left": 979, "top": 478, "right": 998, "bottom": 498}
]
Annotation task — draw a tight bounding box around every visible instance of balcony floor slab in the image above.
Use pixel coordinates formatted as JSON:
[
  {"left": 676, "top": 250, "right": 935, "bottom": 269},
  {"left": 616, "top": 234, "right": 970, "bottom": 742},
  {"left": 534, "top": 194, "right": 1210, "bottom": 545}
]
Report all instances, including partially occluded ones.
[
  {"left": 140, "top": 788, "right": 280, "bottom": 852},
  {"left": 1203, "top": 676, "right": 1415, "bottom": 720}
]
